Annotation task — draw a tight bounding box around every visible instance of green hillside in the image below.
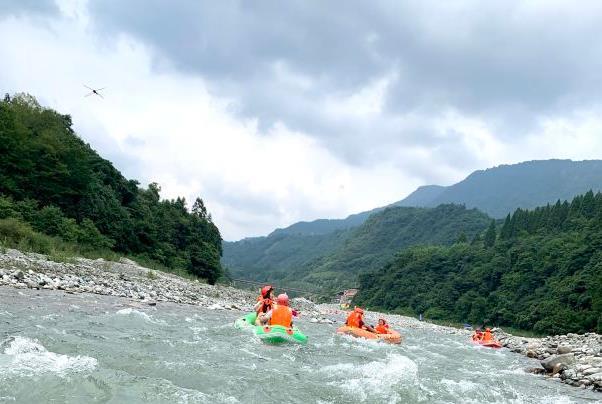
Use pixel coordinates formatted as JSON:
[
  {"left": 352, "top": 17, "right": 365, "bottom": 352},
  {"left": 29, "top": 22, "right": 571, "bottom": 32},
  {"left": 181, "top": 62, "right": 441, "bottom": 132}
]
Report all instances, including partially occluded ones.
[
  {"left": 226, "top": 204, "right": 491, "bottom": 293},
  {"left": 223, "top": 229, "right": 353, "bottom": 282},
  {"left": 354, "top": 191, "right": 602, "bottom": 334},
  {"left": 0, "top": 93, "right": 223, "bottom": 283}
]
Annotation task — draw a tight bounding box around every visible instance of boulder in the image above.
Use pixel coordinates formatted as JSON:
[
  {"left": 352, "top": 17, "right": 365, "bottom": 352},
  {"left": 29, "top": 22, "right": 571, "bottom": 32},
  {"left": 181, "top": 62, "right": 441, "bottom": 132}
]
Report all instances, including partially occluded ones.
[
  {"left": 541, "top": 354, "right": 575, "bottom": 372},
  {"left": 583, "top": 367, "right": 601, "bottom": 376},
  {"left": 552, "top": 363, "right": 566, "bottom": 375},
  {"left": 557, "top": 345, "right": 572, "bottom": 354}
]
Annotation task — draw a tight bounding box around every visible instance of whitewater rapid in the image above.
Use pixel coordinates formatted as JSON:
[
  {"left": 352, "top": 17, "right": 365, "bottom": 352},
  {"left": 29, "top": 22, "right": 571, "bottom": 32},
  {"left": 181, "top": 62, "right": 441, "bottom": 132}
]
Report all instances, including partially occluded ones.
[{"left": 0, "top": 287, "right": 599, "bottom": 403}]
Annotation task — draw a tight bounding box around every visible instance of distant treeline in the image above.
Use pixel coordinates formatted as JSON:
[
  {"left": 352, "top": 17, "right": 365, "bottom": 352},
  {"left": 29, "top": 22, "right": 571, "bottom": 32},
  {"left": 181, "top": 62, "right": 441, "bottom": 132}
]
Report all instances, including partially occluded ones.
[
  {"left": 354, "top": 191, "right": 602, "bottom": 334},
  {"left": 0, "top": 93, "right": 223, "bottom": 283}
]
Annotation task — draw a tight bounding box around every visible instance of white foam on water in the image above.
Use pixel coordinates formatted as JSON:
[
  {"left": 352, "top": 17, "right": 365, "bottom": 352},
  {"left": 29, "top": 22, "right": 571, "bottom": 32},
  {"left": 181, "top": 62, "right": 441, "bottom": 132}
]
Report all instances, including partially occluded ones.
[
  {"left": 441, "top": 378, "right": 480, "bottom": 394},
  {"left": 321, "top": 353, "right": 418, "bottom": 402},
  {"left": 0, "top": 336, "right": 97, "bottom": 377},
  {"left": 115, "top": 308, "right": 166, "bottom": 325}
]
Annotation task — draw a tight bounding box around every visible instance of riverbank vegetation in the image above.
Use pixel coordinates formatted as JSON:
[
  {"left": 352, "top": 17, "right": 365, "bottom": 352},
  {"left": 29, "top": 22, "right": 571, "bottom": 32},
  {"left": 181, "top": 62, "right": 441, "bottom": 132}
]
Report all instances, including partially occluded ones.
[
  {"left": 0, "top": 93, "right": 223, "bottom": 283},
  {"left": 354, "top": 191, "right": 602, "bottom": 334}
]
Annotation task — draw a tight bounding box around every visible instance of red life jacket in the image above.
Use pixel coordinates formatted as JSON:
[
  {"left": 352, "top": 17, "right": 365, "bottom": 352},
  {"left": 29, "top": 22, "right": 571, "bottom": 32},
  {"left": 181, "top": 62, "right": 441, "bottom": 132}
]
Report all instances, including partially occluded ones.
[{"left": 375, "top": 324, "right": 390, "bottom": 334}]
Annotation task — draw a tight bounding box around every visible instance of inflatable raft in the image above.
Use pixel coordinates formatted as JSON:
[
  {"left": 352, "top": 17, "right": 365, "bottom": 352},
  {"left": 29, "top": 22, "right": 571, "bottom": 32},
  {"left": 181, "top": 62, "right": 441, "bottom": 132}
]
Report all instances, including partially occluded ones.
[
  {"left": 235, "top": 312, "right": 308, "bottom": 344},
  {"left": 336, "top": 326, "right": 403, "bottom": 344},
  {"left": 471, "top": 339, "right": 502, "bottom": 349}
]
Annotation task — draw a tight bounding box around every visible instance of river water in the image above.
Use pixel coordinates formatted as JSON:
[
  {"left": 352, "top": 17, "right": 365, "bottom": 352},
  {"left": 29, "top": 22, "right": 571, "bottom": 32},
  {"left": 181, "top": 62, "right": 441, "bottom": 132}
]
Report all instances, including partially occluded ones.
[{"left": 0, "top": 287, "right": 599, "bottom": 403}]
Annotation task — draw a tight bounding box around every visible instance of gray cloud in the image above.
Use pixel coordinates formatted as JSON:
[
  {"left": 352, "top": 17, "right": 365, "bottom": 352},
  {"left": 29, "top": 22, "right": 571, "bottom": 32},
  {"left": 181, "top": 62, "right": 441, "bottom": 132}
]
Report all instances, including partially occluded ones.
[
  {"left": 0, "top": 0, "right": 58, "bottom": 17},
  {"left": 86, "top": 2, "right": 602, "bottom": 109}
]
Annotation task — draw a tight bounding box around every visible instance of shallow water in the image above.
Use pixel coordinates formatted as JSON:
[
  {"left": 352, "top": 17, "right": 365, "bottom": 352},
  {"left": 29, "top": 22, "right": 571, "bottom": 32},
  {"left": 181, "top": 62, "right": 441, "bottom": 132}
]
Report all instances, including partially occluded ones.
[{"left": 0, "top": 287, "right": 599, "bottom": 403}]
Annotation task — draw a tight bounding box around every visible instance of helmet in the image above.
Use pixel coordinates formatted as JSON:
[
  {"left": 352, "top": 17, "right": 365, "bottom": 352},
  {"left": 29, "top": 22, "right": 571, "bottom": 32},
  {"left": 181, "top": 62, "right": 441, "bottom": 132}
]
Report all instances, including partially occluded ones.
[
  {"left": 485, "top": 328, "right": 491, "bottom": 332},
  {"left": 277, "top": 293, "right": 289, "bottom": 306},
  {"left": 354, "top": 307, "right": 364, "bottom": 314},
  {"left": 261, "top": 285, "right": 273, "bottom": 298}
]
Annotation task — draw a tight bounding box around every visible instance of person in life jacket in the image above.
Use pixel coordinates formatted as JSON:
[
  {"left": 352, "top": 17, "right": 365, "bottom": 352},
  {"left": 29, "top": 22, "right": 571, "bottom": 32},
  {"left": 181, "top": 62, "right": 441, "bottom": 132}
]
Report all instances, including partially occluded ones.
[
  {"left": 481, "top": 328, "right": 494, "bottom": 342},
  {"left": 375, "top": 318, "right": 391, "bottom": 334},
  {"left": 254, "top": 285, "right": 274, "bottom": 325},
  {"left": 345, "top": 307, "right": 375, "bottom": 332},
  {"left": 472, "top": 329, "right": 483, "bottom": 341},
  {"left": 267, "top": 293, "right": 293, "bottom": 327}
]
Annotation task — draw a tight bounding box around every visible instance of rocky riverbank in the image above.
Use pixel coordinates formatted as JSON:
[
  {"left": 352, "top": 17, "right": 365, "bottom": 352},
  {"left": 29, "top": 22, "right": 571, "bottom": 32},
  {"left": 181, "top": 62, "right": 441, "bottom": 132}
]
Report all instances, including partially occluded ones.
[
  {"left": 0, "top": 248, "right": 324, "bottom": 316},
  {"left": 0, "top": 248, "right": 254, "bottom": 311},
  {"left": 494, "top": 329, "right": 602, "bottom": 391}
]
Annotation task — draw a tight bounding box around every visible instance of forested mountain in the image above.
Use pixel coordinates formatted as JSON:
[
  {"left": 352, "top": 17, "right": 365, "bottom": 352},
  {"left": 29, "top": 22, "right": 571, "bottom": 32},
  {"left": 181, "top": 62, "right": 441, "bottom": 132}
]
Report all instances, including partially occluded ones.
[
  {"left": 354, "top": 191, "right": 602, "bottom": 334},
  {"left": 408, "top": 160, "right": 602, "bottom": 218},
  {"left": 223, "top": 229, "right": 353, "bottom": 283},
  {"left": 395, "top": 185, "right": 446, "bottom": 207},
  {"left": 0, "top": 93, "right": 223, "bottom": 283},
  {"left": 224, "top": 160, "right": 602, "bottom": 285},
  {"left": 225, "top": 204, "right": 490, "bottom": 293}
]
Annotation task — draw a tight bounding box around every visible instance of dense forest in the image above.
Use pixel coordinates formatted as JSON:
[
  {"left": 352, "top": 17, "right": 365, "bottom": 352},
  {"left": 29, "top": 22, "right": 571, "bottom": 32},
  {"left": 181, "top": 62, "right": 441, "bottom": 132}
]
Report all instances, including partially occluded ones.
[
  {"left": 354, "top": 191, "right": 602, "bottom": 334},
  {"left": 226, "top": 204, "right": 491, "bottom": 294},
  {"left": 0, "top": 93, "right": 223, "bottom": 283}
]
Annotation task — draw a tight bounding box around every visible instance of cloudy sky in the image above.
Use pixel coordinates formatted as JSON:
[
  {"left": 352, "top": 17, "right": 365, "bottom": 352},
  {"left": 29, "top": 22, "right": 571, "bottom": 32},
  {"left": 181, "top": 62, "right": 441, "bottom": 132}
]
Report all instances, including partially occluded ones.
[{"left": 2, "top": 0, "right": 602, "bottom": 240}]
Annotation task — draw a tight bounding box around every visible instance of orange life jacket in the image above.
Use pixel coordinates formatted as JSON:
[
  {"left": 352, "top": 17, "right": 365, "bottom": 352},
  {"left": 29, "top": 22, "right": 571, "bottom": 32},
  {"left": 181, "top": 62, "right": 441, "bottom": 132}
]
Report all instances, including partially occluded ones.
[
  {"left": 346, "top": 311, "right": 363, "bottom": 328},
  {"left": 482, "top": 331, "right": 493, "bottom": 342},
  {"left": 270, "top": 305, "right": 292, "bottom": 327},
  {"left": 375, "top": 324, "right": 390, "bottom": 334}
]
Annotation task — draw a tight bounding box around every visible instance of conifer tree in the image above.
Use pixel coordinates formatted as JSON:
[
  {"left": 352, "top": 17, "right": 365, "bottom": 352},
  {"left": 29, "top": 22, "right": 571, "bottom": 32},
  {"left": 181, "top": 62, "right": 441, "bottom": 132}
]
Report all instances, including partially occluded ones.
[{"left": 484, "top": 220, "right": 496, "bottom": 248}]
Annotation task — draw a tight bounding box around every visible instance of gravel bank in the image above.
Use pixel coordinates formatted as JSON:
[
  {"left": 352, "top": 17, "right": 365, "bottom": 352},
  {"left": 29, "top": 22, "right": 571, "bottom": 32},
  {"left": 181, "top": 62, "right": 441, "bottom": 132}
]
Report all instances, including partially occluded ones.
[{"left": 0, "top": 248, "right": 323, "bottom": 316}]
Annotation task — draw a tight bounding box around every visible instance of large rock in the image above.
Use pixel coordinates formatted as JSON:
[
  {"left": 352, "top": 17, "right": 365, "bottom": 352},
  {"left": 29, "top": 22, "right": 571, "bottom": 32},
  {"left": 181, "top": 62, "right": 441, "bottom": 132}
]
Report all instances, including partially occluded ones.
[
  {"left": 557, "top": 345, "right": 572, "bottom": 354},
  {"left": 541, "top": 354, "right": 575, "bottom": 372}
]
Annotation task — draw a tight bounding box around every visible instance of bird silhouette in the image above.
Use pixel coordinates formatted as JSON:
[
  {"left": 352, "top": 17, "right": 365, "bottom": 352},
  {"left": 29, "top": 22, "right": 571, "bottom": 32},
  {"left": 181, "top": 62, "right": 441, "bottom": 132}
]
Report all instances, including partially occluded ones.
[{"left": 84, "top": 85, "right": 105, "bottom": 99}]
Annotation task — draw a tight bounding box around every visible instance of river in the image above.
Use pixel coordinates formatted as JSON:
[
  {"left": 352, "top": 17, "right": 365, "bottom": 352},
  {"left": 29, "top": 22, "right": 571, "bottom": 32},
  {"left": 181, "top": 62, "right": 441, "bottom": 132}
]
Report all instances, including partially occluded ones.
[{"left": 0, "top": 287, "right": 599, "bottom": 403}]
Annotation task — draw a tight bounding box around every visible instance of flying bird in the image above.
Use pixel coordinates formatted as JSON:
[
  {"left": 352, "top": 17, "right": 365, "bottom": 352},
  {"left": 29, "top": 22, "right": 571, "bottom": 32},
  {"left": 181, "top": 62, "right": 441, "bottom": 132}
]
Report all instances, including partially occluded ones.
[{"left": 84, "top": 85, "right": 105, "bottom": 98}]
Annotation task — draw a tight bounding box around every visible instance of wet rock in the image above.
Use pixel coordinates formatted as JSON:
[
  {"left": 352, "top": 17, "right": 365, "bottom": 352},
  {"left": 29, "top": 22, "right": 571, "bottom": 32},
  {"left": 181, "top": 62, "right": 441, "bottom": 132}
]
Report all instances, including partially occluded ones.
[
  {"left": 541, "top": 354, "right": 575, "bottom": 372},
  {"left": 527, "top": 367, "right": 546, "bottom": 375},
  {"left": 551, "top": 363, "right": 566, "bottom": 375}
]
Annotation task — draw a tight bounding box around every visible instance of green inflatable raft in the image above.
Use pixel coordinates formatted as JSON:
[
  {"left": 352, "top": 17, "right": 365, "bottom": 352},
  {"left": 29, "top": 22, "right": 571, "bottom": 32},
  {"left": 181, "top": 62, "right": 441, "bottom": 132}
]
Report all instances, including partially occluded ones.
[{"left": 234, "top": 312, "right": 308, "bottom": 344}]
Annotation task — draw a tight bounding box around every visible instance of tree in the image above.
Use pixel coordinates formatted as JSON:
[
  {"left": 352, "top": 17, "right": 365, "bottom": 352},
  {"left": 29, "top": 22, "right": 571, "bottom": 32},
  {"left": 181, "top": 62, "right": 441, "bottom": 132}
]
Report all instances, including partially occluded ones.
[
  {"left": 456, "top": 232, "right": 468, "bottom": 244},
  {"left": 188, "top": 242, "right": 222, "bottom": 284},
  {"left": 484, "top": 220, "right": 497, "bottom": 248},
  {"left": 192, "top": 197, "right": 208, "bottom": 220}
]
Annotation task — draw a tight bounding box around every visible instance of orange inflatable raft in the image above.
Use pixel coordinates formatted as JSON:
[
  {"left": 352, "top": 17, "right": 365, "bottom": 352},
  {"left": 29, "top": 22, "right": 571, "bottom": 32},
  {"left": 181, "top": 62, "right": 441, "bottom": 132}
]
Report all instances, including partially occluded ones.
[
  {"left": 336, "top": 326, "right": 403, "bottom": 344},
  {"left": 471, "top": 339, "right": 502, "bottom": 349}
]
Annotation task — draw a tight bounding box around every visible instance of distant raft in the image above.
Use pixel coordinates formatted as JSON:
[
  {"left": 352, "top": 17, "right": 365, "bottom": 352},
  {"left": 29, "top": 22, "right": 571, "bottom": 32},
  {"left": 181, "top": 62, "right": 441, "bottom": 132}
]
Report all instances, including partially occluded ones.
[
  {"left": 234, "top": 312, "right": 308, "bottom": 344},
  {"left": 336, "top": 326, "right": 403, "bottom": 344},
  {"left": 471, "top": 339, "right": 502, "bottom": 349}
]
